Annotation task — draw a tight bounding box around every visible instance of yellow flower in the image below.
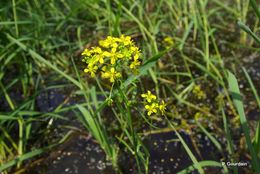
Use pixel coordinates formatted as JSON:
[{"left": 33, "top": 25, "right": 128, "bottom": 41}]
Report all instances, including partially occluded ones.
[
  {"left": 192, "top": 85, "right": 206, "bottom": 99},
  {"left": 102, "top": 51, "right": 110, "bottom": 57},
  {"left": 130, "top": 60, "right": 140, "bottom": 69},
  {"left": 95, "top": 54, "right": 104, "bottom": 64},
  {"left": 163, "top": 36, "right": 174, "bottom": 48},
  {"left": 114, "top": 47, "right": 124, "bottom": 64},
  {"left": 99, "top": 36, "right": 115, "bottom": 48},
  {"left": 145, "top": 103, "right": 158, "bottom": 116},
  {"left": 112, "top": 42, "right": 118, "bottom": 48},
  {"left": 141, "top": 90, "right": 156, "bottom": 103},
  {"left": 141, "top": 91, "right": 167, "bottom": 116},
  {"left": 82, "top": 35, "right": 142, "bottom": 83},
  {"left": 92, "top": 47, "right": 102, "bottom": 54},
  {"left": 159, "top": 100, "right": 166, "bottom": 115},
  {"left": 130, "top": 46, "right": 138, "bottom": 53},
  {"left": 180, "top": 119, "right": 191, "bottom": 134},
  {"left": 103, "top": 47, "right": 124, "bottom": 65},
  {"left": 82, "top": 48, "right": 91, "bottom": 56},
  {"left": 121, "top": 49, "right": 132, "bottom": 59},
  {"left": 194, "top": 112, "right": 203, "bottom": 121},
  {"left": 102, "top": 67, "right": 121, "bottom": 83},
  {"left": 84, "top": 65, "right": 98, "bottom": 77},
  {"left": 120, "top": 35, "right": 132, "bottom": 46},
  {"left": 133, "top": 53, "right": 140, "bottom": 60},
  {"left": 101, "top": 67, "right": 107, "bottom": 79}
]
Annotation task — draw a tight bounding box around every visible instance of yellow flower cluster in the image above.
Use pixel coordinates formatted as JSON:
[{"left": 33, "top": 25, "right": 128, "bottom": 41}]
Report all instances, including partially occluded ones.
[
  {"left": 194, "top": 112, "right": 203, "bottom": 122},
  {"left": 163, "top": 36, "right": 174, "bottom": 49},
  {"left": 141, "top": 90, "right": 166, "bottom": 116},
  {"left": 82, "top": 35, "right": 141, "bottom": 83},
  {"left": 192, "top": 85, "right": 206, "bottom": 100}
]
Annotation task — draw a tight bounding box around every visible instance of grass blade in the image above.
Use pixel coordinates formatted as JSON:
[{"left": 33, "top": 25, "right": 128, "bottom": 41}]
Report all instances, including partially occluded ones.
[
  {"left": 250, "top": 0, "right": 260, "bottom": 19},
  {"left": 168, "top": 120, "right": 205, "bottom": 174},
  {"left": 196, "top": 122, "right": 222, "bottom": 153},
  {"left": 177, "top": 160, "right": 228, "bottom": 174},
  {"left": 122, "top": 49, "right": 168, "bottom": 88},
  {"left": 238, "top": 21, "right": 260, "bottom": 44},
  {"left": 221, "top": 109, "right": 238, "bottom": 174},
  {"left": 76, "top": 104, "right": 102, "bottom": 143},
  {"left": 227, "top": 71, "right": 260, "bottom": 173},
  {"left": 242, "top": 67, "right": 260, "bottom": 107},
  {"left": 253, "top": 121, "right": 260, "bottom": 154},
  {"left": 0, "top": 131, "right": 72, "bottom": 172}
]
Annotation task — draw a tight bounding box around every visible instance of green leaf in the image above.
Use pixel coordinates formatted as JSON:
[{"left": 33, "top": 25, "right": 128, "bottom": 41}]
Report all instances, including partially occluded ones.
[
  {"left": 168, "top": 121, "right": 205, "bottom": 174},
  {"left": 250, "top": 0, "right": 260, "bottom": 19},
  {"left": 227, "top": 71, "right": 260, "bottom": 173},
  {"left": 177, "top": 160, "right": 228, "bottom": 174},
  {"left": 76, "top": 104, "right": 102, "bottom": 143},
  {"left": 238, "top": 21, "right": 260, "bottom": 45},
  {"left": 122, "top": 49, "right": 168, "bottom": 88}
]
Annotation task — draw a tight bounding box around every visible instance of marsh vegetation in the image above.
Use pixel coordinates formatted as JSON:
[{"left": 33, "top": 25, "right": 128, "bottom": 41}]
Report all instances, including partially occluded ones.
[{"left": 0, "top": 0, "right": 260, "bottom": 173}]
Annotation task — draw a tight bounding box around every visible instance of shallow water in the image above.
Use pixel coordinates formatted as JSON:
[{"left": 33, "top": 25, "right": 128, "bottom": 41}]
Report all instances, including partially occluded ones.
[
  {"left": 13, "top": 89, "right": 218, "bottom": 173},
  {"left": 25, "top": 79, "right": 255, "bottom": 174},
  {"left": 40, "top": 135, "right": 115, "bottom": 174},
  {"left": 1, "top": 54, "right": 258, "bottom": 174}
]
